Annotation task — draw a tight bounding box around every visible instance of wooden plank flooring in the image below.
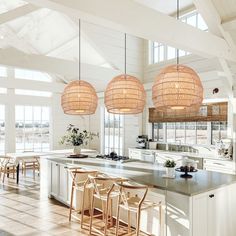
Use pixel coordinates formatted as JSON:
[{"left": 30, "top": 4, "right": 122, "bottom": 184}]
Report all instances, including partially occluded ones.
[{"left": 0, "top": 170, "right": 144, "bottom": 236}]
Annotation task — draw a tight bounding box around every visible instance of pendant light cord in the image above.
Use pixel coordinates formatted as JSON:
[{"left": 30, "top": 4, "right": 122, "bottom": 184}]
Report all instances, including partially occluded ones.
[
  {"left": 176, "top": 0, "right": 180, "bottom": 66},
  {"left": 124, "top": 33, "right": 127, "bottom": 75},
  {"left": 79, "top": 19, "right": 81, "bottom": 81}
]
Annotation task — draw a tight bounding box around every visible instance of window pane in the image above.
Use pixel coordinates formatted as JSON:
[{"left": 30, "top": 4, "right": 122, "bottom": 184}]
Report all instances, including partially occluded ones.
[
  {"left": 15, "top": 68, "right": 52, "bottom": 82},
  {"left": 167, "top": 123, "right": 175, "bottom": 142},
  {"left": 185, "top": 122, "right": 196, "bottom": 144},
  {"left": 198, "top": 14, "right": 208, "bottom": 31},
  {"left": 175, "top": 122, "right": 185, "bottom": 143},
  {"left": 104, "top": 109, "right": 123, "bottom": 155},
  {"left": 0, "top": 105, "right": 5, "bottom": 154},
  {"left": 187, "top": 14, "right": 197, "bottom": 27},
  {"left": 0, "top": 66, "right": 7, "bottom": 77},
  {"left": 212, "top": 121, "right": 220, "bottom": 145},
  {"left": 197, "top": 122, "right": 207, "bottom": 145},
  {"left": 15, "top": 89, "right": 52, "bottom": 97},
  {"left": 167, "top": 46, "right": 176, "bottom": 60}
]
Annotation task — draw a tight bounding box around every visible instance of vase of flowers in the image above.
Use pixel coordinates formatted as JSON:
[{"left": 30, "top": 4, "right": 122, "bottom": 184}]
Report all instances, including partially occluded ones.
[
  {"left": 164, "top": 160, "right": 176, "bottom": 178},
  {"left": 60, "top": 124, "right": 98, "bottom": 154}
]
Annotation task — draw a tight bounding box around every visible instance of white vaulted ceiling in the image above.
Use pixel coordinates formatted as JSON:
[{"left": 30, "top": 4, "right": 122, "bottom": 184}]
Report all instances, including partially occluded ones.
[{"left": 0, "top": 0, "right": 235, "bottom": 96}]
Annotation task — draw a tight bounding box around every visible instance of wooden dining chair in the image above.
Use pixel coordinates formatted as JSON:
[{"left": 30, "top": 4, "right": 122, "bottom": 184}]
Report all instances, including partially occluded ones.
[
  {"left": 21, "top": 157, "right": 40, "bottom": 178},
  {"left": 0, "top": 156, "right": 17, "bottom": 183}
]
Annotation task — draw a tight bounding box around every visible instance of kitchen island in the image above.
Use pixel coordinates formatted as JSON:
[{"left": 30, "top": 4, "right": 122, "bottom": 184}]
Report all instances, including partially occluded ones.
[{"left": 45, "top": 155, "right": 236, "bottom": 236}]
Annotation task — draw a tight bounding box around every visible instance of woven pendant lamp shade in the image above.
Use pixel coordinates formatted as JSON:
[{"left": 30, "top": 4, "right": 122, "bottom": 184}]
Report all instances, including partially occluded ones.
[
  {"left": 61, "top": 80, "right": 98, "bottom": 115},
  {"left": 105, "top": 74, "right": 146, "bottom": 114},
  {"left": 152, "top": 64, "right": 203, "bottom": 111}
]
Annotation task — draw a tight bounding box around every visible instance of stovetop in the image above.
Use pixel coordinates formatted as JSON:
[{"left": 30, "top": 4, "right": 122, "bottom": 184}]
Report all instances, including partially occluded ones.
[{"left": 96, "top": 154, "right": 130, "bottom": 163}]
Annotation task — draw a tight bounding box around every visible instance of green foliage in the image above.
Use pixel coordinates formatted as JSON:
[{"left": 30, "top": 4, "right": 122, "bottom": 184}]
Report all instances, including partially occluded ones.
[
  {"left": 164, "top": 160, "right": 176, "bottom": 168},
  {"left": 60, "top": 124, "right": 99, "bottom": 146}
]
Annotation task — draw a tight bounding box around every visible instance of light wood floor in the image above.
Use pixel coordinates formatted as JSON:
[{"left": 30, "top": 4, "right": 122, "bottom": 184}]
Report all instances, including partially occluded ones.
[{"left": 0, "top": 170, "right": 145, "bottom": 236}]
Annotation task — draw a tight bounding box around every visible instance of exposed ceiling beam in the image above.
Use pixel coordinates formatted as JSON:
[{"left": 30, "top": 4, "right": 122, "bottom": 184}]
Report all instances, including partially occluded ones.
[
  {"left": 25, "top": 0, "right": 236, "bottom": 62},
  {"left": 0, "top": 47, "right": 119, "bottom": 82},
  {"left": 193, "top": 0, "right": 235, "bottom": 98},
  {"left": 0, "top": 4, "right": 39, "bottom": 25},
  {"left": 222, "top": 18, "right": 236, "bottom": 31}
]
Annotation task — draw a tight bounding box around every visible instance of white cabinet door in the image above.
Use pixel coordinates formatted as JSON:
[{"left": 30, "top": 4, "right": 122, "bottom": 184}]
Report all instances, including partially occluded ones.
[
  {"left": 58, "top": 165, "right": 69, "bottom": 202},
  {"left": 193, "top": 186, "right": 234, "bottom": 236},
  {"left": 51, "top": 162, "right": 59, "bottom": 196}
]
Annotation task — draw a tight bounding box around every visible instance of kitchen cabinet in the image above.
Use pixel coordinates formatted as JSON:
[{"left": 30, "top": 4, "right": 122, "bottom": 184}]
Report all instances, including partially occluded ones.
[
  {"left": 48, "top": 161, "right": 70, "bottom": 205},
  {"left": 192, "top": 184, "right": 236, "bottom": 236},
  {"left": 48, "top": 160, "right": 91, "bottom": 211},
  {"left": 50, "top": 161, "right": 59, "bottom": 196}
]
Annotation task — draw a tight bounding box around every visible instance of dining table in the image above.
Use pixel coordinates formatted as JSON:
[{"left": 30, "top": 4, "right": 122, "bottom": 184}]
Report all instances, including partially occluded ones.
[
  {"left": 5, "top": 149, "right": 98, "bottom": 183},
  {"left": 6, "top": 152, "right": 42, "bottom": 184}
]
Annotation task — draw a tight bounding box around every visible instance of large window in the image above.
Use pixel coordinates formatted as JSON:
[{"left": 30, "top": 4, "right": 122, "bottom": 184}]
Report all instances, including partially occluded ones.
[
  {"left": 15, "top": 106, "right": 50, "bottom": 152},
  {"left": 153, "top": 121, "right": 227, "bottom": 145},
  {"left": 104, "top": 109, "right": 123, "bottom": 155},
  {"left": 150, "top": 11, "right": 208, "bottom": 64},
  {"left": 0, "top": 105, "right": 5, "bottom": 154}
]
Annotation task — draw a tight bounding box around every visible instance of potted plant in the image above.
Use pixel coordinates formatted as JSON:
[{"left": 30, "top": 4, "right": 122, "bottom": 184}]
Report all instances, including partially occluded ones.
[
  {"left": 60, "top": 124, "right": 98, "bottom": 154},
  {"left": 164, "top": 160, "right": 176, "bottom": 178}
]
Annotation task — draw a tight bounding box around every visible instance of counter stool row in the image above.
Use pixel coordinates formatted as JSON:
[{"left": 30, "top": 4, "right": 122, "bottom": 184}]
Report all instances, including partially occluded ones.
[{"left": 68, "top": 168, "right": 162, "bottom": 236}]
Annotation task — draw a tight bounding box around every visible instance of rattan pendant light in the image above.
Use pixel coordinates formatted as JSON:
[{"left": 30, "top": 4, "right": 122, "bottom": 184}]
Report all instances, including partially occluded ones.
[
  {"left": 152, "top": 0, "right": 203, "bottom": 112},
  {"left": 105, "top": 34, "right": 146, "bottom": 114},
  {"left": 61, "top": 20, "right": 98, "bottom": 115}
]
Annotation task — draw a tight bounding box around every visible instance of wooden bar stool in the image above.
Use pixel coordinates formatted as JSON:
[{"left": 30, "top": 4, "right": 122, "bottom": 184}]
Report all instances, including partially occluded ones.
[
  {"left": 68, "top": 168, "right": 98, "bottom": 229},
  {"left": 115, "top": 182, "right": 162, "bottom": 236},
  {"left": 88, "top": 173, "right": 126, "bottom": 236}
]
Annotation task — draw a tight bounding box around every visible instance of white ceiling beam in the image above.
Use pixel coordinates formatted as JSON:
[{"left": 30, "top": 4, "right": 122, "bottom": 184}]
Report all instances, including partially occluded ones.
[
  {"left": 25, "top": 0, "right": 236, "bottom": 62},
  {"left": 222, "top": 18, "right": 236, "bottom": 31},
  {"left": 0, "top": 4, "right": 39, "bottom": 25},
  {"left": 0, "top": 47, "right": 76, "bottom": 77},
  {"left": 193, "top": 0, "right": 235, "bottom": 98},
  {"left": 0, "top": 47, "right": 120, "bottom": 81}
]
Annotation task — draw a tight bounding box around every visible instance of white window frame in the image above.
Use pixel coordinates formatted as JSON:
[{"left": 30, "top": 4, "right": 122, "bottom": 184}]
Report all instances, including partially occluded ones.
[
  {"left": 15, "top": 105, "right": 50, "bottom": 152},
  {"left": 103, "top": 108, "right": 124, "bottom": 155}
]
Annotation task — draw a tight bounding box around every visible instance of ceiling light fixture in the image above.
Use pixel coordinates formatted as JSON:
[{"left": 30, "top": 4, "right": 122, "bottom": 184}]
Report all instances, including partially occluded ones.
[
  {"left": 152, "top": 0, "right": 203, "bottom": 112},
  {"left": 61, "top": 20, "right": 98, "bottom": 115},
  {"left": 105, "top": 33, "right": 146, "bottom": 114}
]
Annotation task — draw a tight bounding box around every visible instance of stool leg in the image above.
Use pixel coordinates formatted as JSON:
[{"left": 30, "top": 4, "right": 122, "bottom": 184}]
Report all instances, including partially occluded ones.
[
  {"left": 69, "top": 182, "right": 75, "bottom": 221},
  {"left": 81, "top": 188, "right": 86, "bottom": 229},
  {"left": 104, "top": 198, "right": 110, "bottom": 235},
  {"left": 110, "top": 199, "right": 113, "bottom": 226},
  {"left": 128, "top": 210, "right": 131, "bottom": 233},
  {"left": 159, "top": 204, "right": 162, "bottom": 236},
  {"left": 2, "top": 168, "right": 6, "bottom": 183},
  {"left": 136, "top": 209, "right": 141, "bottom": 236},
  {"left": 89, "top": 194, "right": 95, "bottom": 235},
  {"left": 33, "top": 162, "right": 35, "bottom": 179},
  {"left": 116, "top": 204, "right": 120, "bottom": 236}
]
